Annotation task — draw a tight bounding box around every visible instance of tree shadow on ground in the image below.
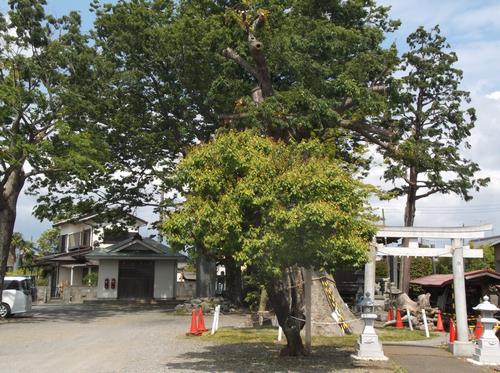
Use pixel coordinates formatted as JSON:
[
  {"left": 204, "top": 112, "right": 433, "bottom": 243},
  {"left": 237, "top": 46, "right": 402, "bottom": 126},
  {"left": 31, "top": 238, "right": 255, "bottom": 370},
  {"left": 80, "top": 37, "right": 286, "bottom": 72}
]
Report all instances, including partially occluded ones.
[
  {"left": 1, "top": 303, "right": 178, "bottom": 325},
  {"left": 165, "top": 343, "right": 387, "bottom": 373}
]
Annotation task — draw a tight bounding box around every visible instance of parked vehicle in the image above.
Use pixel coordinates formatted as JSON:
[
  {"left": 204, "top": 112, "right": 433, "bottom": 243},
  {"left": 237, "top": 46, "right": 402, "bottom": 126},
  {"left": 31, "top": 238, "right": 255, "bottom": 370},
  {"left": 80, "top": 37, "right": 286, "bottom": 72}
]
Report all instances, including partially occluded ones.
[{"left": 1, "top": 276, "right": 33, "bottom": 318}]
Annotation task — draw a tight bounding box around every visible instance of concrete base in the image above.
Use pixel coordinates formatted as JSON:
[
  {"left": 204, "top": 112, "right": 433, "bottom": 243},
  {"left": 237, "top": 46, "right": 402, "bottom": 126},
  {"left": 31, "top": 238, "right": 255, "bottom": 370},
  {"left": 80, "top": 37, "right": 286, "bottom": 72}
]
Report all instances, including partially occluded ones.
[
  {"left": 351, "top": 354, "right": 389, "bottom": 369},
  {"left": 448, "top": 341, "right": 474, "bottom": 357},
  {"left": 467, "top": 358, "right": 500, "bottom": 366}
]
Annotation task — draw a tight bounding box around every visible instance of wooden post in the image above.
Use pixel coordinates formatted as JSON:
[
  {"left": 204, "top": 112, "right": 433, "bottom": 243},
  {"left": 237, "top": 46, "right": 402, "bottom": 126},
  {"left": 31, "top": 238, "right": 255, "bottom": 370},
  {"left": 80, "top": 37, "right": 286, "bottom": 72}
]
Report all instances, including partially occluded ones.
[{"left": 304, "top": 268, "right": 312, "bottom": 353}]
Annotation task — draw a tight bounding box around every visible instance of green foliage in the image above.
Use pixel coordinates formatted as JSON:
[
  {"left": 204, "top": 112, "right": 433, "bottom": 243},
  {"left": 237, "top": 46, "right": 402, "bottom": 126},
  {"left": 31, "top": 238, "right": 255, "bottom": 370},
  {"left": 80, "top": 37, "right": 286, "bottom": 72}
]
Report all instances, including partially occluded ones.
[
  {"left": 35, "top": 228, "right": 60, "bottom": 255},
  {"left": 375, "top": 260, "right": 389, "bottom": 278},
  {"left": 382, "top": 26, "right": 489, "bottom": 214},
  {"left": 83, "top": 272, "right": 98, "bottom": 286},
  {"left": 465, "top": 245, "right": 496, "bottom": 272},
  {"left": 9, "top": 233, "right": 35, "bottom": 269},
  {"left": 162, "top": 130, "right": 377, "bottom": 283},
  {"left": 36, "top": 278, "right": 49, "bottom": 286},
  {"left": 409, "top": 257, "right": 433, "bottom": 295}
]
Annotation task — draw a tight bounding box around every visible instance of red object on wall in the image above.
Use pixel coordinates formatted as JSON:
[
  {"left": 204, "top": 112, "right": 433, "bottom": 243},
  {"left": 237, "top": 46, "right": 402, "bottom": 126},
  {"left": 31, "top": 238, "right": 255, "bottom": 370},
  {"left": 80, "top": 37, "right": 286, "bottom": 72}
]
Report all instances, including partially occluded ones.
[
  {"left": 111, "top": 278, "right": 116, "bottom": 289},
  {"left": 104, "top": 278, "right": 109, "bottom": 289},
  {"left": 388, "top": 306, "right": 393, "bottom": 321}
]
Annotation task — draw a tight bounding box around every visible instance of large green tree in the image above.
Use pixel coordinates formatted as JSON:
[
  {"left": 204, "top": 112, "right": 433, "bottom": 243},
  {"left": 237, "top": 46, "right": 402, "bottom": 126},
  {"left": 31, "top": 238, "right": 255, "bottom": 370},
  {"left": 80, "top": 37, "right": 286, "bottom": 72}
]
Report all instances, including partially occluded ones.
[
  {"left": 380, "top": 26, "right": 489, "bottom": 292},
  {"left": 81, "top": 0, "right": 400, "bottom": 301},
  {"left": 162, "top": 130, "right": 376, "bottom": 355},
  {"left": 86, "top": 0, "right": 399, "bottom": 175},
  {"left": 0, "top": 0, "right": 108, "bottom": 299}
]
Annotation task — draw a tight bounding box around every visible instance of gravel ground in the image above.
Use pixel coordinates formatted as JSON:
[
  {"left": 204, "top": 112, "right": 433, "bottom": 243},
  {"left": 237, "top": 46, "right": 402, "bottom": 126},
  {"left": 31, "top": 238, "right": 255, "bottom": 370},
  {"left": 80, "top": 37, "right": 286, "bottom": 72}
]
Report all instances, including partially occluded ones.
[{"left": 0, "top": 303, "right": 389, "bottom": 373}]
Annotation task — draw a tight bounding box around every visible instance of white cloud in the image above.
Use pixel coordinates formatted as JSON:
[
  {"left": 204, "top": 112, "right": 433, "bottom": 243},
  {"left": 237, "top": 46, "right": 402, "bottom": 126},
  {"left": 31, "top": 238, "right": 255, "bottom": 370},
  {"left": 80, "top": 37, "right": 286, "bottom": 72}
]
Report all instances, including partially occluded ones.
[{"left": 485, "top": 91, "right": 500, "bottom": 100}]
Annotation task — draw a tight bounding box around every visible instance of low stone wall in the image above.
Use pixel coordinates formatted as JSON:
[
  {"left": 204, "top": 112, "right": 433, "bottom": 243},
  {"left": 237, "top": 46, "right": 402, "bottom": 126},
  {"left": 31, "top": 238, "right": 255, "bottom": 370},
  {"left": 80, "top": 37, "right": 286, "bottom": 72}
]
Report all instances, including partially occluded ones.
[
  {"left": 61, "top": 286, "right": 98, "bottom": 303},
  {"left": 36, "top": 286, "right": 50, "bottom": 304},
  {"left": 176, "top": 281, "right": 195, "bottom": 299}
]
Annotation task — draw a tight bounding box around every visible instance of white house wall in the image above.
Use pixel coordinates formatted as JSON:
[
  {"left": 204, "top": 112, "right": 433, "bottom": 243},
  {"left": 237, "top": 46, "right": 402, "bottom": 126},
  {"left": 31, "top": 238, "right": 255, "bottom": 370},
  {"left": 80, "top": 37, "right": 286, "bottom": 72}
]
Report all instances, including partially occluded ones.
[
  {"left": 154, "top": 261, "right": 176, "bottom": 299},
  {"left": 58, "top": 267, "right": 71, "bottom": 285},
  {"left": 97, "top": 260, "right": 119, "bottom": 299}
]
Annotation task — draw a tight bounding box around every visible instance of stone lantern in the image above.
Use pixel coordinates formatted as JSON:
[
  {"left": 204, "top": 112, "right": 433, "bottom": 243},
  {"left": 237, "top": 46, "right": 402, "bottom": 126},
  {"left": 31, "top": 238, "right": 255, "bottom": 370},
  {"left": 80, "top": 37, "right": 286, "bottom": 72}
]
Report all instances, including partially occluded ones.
[
  {"left": 351, "top": 292, "right": 388, "bottom": 362},
  {"left": 467, "top": 296, "right": 500, "bottom": 366}
]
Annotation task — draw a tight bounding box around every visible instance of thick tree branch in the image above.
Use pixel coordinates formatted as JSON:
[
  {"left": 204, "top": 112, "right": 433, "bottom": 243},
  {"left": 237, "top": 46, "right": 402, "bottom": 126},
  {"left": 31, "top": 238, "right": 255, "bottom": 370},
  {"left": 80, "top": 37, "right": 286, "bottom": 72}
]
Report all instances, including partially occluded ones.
[
  {"left": 339, "top": 119, "right": 394, "bottom": 140},
  {"left": 247, "top": 33, "right": 273, "bottom": 98},
  {"left": 415, "top": 189, "right": 441, "bottom": 200},
  {"left": 222, "top": 48, "right": 259, "bottom": 79}
]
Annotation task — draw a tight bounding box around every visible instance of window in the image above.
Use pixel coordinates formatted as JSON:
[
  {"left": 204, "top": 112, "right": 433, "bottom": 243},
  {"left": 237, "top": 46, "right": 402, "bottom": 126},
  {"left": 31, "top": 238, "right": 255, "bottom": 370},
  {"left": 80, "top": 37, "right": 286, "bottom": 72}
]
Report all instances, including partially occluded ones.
[
  {"left": 68, "top": 232, "right": 82, "bottom": 249},
  {"left": 82, "top": 229, "right": 91, "bottom": 247},
  {"left": 3, "top": 280, "right": 19, "bottom": 290},
  {"left": 60, "top": 235, "right": 67, "bottom": 252}
]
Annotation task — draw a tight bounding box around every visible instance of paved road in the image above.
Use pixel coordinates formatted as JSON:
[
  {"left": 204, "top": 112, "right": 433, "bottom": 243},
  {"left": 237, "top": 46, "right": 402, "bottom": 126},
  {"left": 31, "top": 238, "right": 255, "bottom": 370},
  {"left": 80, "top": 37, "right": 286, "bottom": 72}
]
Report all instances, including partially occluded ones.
[{"left": 384, "top": 345, "right": 497, "bottom": 373}]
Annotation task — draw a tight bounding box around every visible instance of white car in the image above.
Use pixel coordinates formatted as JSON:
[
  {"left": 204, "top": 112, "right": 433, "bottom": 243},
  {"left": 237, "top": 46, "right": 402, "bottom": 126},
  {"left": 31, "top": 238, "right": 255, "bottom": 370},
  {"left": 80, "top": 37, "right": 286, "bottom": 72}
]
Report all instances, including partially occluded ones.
[{"left": 1, "top": 276, "right": 33, "bottom": 318}]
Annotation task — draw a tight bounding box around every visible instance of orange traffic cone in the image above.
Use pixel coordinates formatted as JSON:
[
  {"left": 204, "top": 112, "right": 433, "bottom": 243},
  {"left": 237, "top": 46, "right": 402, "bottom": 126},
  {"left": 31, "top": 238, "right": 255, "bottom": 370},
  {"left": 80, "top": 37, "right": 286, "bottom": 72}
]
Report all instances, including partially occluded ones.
[
  {"left": 436, "top": 310, "right": 444, "bottom": 332},
  {"left": 388, "top": 306, "right": 393, "bottom": 322},
  {"left": 197, "top": 306, "right": 208, "bottom": 333},
  {"left": 395, "top": 309, "right": 404, "bottom": 329},
  {"left": 449, "top": 319, "right": 456, "bottom": 343},
  {"left": 474, "top": 319, "right": 484, "bottom": 339},
  {"left": 186, "top": 309, "right": 201, "bottom": 336}
]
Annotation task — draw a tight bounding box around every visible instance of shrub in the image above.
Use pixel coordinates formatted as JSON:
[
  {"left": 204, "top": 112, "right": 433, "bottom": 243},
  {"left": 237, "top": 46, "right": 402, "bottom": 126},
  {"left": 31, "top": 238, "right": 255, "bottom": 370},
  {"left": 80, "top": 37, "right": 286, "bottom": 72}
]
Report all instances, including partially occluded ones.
[{"left": 83, "top": 272, "right": 98, "bottom": 286}]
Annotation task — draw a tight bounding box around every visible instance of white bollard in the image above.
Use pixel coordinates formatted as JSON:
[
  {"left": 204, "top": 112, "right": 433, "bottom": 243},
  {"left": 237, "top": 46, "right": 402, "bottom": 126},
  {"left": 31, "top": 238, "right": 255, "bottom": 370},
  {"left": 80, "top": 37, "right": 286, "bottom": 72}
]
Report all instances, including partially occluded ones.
[
  {"left": 406, "top": 308, "right": 413, "bottom": 331},
  {"left": 421, "top": 309, "right": 430, "bottom": 338},
  {"left": 277, "top": 326, "right": 283, "bottom": 342},
  {"left": 211, "top": 305, "right": 221, "bottom": 335}
]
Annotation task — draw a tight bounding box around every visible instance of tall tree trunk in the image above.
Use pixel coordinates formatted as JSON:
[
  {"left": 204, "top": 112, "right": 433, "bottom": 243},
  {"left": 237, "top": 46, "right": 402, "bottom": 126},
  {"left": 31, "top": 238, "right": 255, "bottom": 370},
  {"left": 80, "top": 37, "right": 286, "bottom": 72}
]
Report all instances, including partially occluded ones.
[
  {"left": 266, "top": 268, "right": 307, "bottom": 356},
  {"left": 400, "top": 166, "right": 417, "bottom": 293},
  {"left": 224, "top": 257, "right": 242, "bottom": 305},
  {"left": 0, "top": 168, "right": 25, "bottom": 303}
]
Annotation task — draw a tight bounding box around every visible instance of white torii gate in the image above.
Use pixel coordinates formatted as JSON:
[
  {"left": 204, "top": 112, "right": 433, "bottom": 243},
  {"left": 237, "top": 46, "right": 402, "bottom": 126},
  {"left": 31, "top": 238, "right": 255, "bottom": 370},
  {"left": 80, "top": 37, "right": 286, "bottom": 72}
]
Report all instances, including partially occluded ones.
[{"left": 365, "top": 224, "right": 493, "bottom": 357}]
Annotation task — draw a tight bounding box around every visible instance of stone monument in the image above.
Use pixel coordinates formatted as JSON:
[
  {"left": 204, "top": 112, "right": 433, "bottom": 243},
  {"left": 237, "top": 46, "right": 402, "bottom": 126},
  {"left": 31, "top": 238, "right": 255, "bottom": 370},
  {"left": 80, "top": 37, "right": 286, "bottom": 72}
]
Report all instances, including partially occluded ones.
[
  {"left": 351, "top": 292, "right": 388, "bottom": 363},
  {"left": 467, "top": 296, "right": 500, "bottom": 366}
]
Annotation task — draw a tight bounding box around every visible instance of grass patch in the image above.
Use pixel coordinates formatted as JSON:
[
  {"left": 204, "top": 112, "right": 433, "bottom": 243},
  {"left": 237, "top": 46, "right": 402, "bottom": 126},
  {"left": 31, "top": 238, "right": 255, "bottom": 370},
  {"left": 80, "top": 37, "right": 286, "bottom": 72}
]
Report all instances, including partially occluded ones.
[
  {"left": 200, "top": 327, "right": 277, "bottom": 344},
  {"left": 203, "top": 327, "right": 437, "bottom": 347}
]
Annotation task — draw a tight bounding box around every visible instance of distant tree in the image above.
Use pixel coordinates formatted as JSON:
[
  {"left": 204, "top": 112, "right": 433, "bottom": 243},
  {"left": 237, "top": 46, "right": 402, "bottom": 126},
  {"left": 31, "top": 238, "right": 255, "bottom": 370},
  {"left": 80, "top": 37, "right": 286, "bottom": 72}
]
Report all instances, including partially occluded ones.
[
  {"left": 465, "top": 245, "right": 495, "bottom": 272},
  {"left": 0, "top": 1, "right": 109, "bottom": 300},
  {"left": 8, "top": 232, "right": 34, "bottom": 271},
  {"left": 36, "top": 228, "right": 60, "bottom": 256},
  {"left": 162, "top": 130, "right": 376, "bottom": 356},
  {"left": 380, "top": 26, "right": 489, "bottom": 292}
]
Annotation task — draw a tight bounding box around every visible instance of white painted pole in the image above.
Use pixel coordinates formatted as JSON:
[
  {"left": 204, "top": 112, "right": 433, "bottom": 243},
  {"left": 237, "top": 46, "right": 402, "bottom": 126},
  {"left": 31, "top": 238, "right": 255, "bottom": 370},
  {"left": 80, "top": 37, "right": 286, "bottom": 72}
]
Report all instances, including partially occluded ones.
[
  {"left": 452, "top": 239, "right": 469, "bottom": 343},
  {"left": 406, "top": 308, "right": 413, "bottom": 331},
  {"left": 364, "top": 242, "right": 376, "bottom": 299},
  {"left": 422, "top": 309, "right": 430, "bottom": 338},
  {"left": 215, "top": 305, "right": 220, "bottom": 332},
  {"left": 70, "top": 266, "right": 74, "bottom": 286},
  {"left": 277, "top": 326, "right": 283, "bottom": 342},
  {"left": 304, "top": 268, "right": 312, "bottom": 353},
  {"left": 211, "top": 305, "right": 220, "bottom": 335}
]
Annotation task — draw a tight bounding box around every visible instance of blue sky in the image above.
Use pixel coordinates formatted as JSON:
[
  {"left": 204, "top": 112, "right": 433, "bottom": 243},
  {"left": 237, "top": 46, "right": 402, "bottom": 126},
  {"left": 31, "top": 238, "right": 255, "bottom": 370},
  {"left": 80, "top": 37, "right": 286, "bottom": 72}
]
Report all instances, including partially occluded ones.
[{"left": 8, "top": 1, "right": 500, "bottom": 240}]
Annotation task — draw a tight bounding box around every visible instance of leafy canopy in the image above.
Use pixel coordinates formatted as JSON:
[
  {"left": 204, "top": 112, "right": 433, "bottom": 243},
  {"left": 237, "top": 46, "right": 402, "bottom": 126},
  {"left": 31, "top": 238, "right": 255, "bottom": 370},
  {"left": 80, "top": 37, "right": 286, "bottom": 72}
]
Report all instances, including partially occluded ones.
[{"left": 162, "top": 130, "right": 377, "bottom": 279}]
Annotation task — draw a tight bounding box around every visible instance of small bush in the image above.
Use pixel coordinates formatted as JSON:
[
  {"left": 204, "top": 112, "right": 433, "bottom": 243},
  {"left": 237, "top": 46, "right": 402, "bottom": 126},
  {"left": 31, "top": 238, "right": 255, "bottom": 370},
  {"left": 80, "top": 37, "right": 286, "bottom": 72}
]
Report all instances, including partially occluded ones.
[
  {"left": 83, "top": 272, "right": 98, "bottom": 286},
  {"left": 37, "top": 278, "right": 49, "bottom": 286}
]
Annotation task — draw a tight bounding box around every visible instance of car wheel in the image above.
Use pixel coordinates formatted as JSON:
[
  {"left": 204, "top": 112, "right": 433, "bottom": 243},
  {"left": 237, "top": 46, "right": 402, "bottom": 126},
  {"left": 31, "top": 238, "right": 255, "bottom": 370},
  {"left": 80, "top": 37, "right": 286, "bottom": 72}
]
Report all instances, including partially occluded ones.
[{"left": 0, "top": 302, "right": 11, "bottom": 318}]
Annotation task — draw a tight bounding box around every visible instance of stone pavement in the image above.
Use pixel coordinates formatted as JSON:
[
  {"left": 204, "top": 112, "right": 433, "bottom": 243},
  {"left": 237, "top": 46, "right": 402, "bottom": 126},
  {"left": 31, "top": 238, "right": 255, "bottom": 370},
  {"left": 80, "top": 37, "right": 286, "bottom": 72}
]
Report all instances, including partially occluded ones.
[{"left": 384, "top": 344, "right": 498, "bottom": 373}]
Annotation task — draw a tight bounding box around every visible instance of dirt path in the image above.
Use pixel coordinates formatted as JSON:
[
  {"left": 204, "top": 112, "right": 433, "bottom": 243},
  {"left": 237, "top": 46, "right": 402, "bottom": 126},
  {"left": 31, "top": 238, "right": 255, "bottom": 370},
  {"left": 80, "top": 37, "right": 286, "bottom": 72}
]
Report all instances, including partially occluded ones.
[{"left": 0, "top": 304, "right": 247, "bottom": 373}]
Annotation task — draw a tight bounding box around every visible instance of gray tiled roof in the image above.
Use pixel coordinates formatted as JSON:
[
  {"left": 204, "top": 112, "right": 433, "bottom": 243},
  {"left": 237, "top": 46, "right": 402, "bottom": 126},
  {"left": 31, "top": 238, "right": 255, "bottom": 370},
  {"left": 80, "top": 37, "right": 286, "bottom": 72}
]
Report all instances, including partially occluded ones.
[{"left": 86, "top": 236, "right": 186, "bottom": 259}]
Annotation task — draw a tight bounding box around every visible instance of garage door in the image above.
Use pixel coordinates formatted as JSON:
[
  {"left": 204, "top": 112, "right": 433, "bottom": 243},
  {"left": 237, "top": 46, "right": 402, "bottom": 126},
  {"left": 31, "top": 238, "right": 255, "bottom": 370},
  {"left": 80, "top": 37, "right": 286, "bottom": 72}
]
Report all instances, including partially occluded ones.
[{"left": 118, "top": 260, "right": 154, "bottom": 299}]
